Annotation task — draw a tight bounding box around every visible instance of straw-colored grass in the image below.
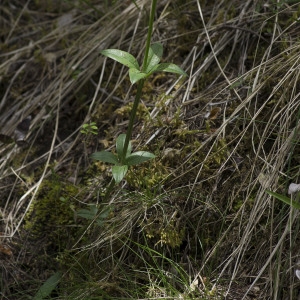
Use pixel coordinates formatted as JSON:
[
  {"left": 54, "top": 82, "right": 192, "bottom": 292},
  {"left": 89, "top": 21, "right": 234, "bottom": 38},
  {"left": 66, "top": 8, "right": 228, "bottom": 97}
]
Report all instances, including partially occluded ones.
[{"left": 1, "top": 0, "right": 300, "bottom": 299}]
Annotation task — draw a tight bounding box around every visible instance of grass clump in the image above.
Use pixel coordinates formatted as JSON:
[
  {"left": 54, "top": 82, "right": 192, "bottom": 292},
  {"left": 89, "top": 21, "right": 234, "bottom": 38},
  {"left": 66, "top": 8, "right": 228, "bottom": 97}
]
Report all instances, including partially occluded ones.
[{"left": 1, "top": 0, "right": 300, "bottom": 299}]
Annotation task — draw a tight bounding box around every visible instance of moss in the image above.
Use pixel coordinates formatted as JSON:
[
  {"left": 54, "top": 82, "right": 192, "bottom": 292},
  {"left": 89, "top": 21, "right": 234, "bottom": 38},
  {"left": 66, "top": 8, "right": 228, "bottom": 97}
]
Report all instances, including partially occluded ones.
[
  {"left": 210, "top": 138, "right": 228, "bottom": 165},
  {"left": 24, "top": 176, "right": 80, "bottom": 247},
  {"left": 126, "top": 159, "right": 170, "bottom": 190},
  {"left": 115, "top": 101, "right": 150, "bottom": 122},
  {"left": 143, "top": 217, "right": 185, "bottom": 248}
]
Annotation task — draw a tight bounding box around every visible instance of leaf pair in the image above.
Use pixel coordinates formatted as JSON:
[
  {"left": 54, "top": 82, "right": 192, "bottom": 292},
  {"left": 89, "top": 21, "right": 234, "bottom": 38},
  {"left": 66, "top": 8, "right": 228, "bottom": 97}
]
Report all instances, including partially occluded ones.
[
  {"left": 77, "top": 205, "right": 111, "bottom": 226},
  {"left": 91, "top": 134, "right": 155, "bottom": 183},
  {"left": 80, "top": 122, "right": 98, "bottom": 135},
  {"left": 101, "top": 43, "right": 187, "bottom": 84}
]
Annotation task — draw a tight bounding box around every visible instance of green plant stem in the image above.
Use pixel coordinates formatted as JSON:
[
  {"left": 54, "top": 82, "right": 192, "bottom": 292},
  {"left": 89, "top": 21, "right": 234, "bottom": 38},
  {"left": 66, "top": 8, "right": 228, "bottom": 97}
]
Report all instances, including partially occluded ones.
[
  {"left": 122, "top": 79, "right": 144, "bottom": 162},
  {"left": 141, "top": 0, "right": 157, "bottom": 72},
  {"left": 122, "top": 0, "right": 157, "bottom": 161}
]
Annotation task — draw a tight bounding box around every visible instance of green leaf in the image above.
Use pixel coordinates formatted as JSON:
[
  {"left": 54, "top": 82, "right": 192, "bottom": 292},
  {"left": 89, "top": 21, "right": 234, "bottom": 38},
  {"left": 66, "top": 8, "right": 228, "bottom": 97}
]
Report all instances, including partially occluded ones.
[
  {"left": 77, "top": 205, "right": 111, "bottom": 226},
  {"left": 129, "top": 68, "right": 148, "bottom": 84},
  {"left": 77, "top": 205, "right": 98, "bottom": 220},
  {"left": 112, "top": 165, "right": 128, "bottom": 183},
  {"left": 33, "top": 272, "right": 62, "bottom": 300},
  {"left": 116, "top": 134, "right": 132, "bottom": 158},
  {"left": 81, "top": 122, "right": 98, "bottom": 135},
  {"left": 266, "top": 190, "right": 300, "bottom": 210},
  {"left": 101, "top": 49, "right": 139, "bottom": 69},
  {"left": 125, "top": 151, "right": 155, "bottom": 166},
  {"left": 116, "top": 134, "right": 125, "bottom": 158},
  {"left": 151, "top": 63, "right": 188, "bottom": 77},
  {"left": 145, "top": 43, "right": 163, "bottom": 73},
  {"left": 95, "top": 206, "right": 111, "bottom": 226},
  {"left": 91, "top": 151, "right": 119, "bottom": 164}
]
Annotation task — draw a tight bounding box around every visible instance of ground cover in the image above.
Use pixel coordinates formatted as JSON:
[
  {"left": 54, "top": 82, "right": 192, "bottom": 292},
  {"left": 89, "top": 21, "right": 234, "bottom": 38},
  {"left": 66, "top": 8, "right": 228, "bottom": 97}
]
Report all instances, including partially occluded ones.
[{"left": 1, "top": 0, "right": 300, "bottom": 299}]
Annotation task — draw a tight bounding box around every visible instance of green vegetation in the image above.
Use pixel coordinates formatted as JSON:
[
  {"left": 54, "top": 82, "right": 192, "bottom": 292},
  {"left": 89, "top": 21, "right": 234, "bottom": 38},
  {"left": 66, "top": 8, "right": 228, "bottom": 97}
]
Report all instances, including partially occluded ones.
[
  {"left": 1, "top": 0, "right": 300, "bottom": 299},
  {"left": 91, "top": 0, "right": 186, "bottom": 187},
  {"left": 80, "top": 122, "right": 98, "bottom": 135}
]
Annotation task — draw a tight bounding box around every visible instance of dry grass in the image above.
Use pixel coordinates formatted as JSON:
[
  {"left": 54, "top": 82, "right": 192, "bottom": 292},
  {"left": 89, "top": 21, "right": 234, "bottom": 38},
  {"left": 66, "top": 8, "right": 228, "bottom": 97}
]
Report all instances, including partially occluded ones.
[{"left": 1, "top": 0, "right": 300, "bottom": 299}]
